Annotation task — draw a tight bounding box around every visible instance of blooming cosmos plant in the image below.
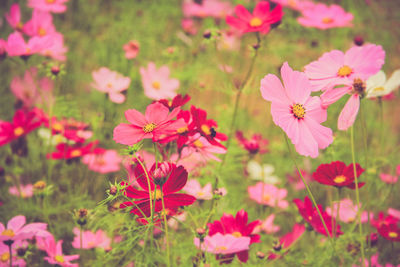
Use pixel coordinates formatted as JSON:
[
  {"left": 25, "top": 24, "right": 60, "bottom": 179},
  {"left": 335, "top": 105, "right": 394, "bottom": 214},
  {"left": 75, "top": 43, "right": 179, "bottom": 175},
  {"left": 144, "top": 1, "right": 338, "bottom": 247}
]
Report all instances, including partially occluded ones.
[
  {"left": 226, "top": 1, "right": 283, "bottom": 35},
  {"left": 260, "top": 62, "right": 333, "bottom": 158}
]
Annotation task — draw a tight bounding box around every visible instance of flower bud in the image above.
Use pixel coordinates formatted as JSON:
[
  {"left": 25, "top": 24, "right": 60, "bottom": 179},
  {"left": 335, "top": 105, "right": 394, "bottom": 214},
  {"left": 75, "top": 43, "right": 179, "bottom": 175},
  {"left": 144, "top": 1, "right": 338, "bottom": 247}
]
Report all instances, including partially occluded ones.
[
  {"left": 256, "top": 251, "right": 265, "bottom": 259},
  {"left": 152, "top": 163, "right": 172, "bottom": 186}
]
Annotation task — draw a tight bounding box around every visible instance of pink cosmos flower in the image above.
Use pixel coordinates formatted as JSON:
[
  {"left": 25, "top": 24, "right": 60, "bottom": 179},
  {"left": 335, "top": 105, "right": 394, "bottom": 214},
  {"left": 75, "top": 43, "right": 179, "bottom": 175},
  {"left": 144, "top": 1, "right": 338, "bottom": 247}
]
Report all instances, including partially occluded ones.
[
  {"left": 71, "top": 227, "right": 111, "bottom": 250},
  {"left": 0, "top": 39, "right": 6, "bottom": 57},
  {"left": 37, "top": 234, "right": 79, "bottom": 267},
  {"left": 226, "top": 1, "right": 283, "bottom": 35},
  {"left": 123, "top": 40, "right": 140, "bottom": 59},
  {"left": 140, "top": 62, "right": 180, "bottom": 100},
  {"left": 260, "top": 62, "right": 333, "bottom": 158},
  {"left": 91, "top": 67, "right": 131, "bottom": 104},
  {"left": 6, "top": 31, "right": 52, "bottom": 57},
  {"left": 181, "top": 19, "right": 198, "bottom": 35},
  {"left": 304, "top": 44, "right": 385, "bottom": 92},
  {"left": 39, "top": 32, "right": 68, "bottom": 61},
  {"left": 217, "top": 30, "right": 240, "bottom": 51},
  {"left": 194, "top": 233, "right": 250, "bottom": 255},
  {"left": 0, "top": 215, "right": 48, "bottom": 243},
  {"left": 180, "top": 134, "right": 227, "bottom": 162},
  {"left": 0, "top": 241, "right": 26, "bottom": 267},
  {"left": 11, "top": 67, "right": 54, "bottom": 108},
  {"left": 325, "top": 198, "right": 372, "bottom": 223},
  {"left": 9, "top": 184, "right": 34, "bottom": 198},
  {"left": 27, "top": 0, "right": 69, "bottom": 13},
  {"left": 182, "top": 0, "right": 233, "bottom": 19},
  {"left": 82, "top": 148, "right": 122, "bottom": 174},
  {"left": 380, "top": 173, "right": 398, "bottom": 184},
  {"left": 271, "top": 0, "right": 314, "bottom": 12},
  {"left": 287, "top": 168, "right": 312, "bottom": 191},
  {"left": 183, "top": 179, "right": 213, "bottom": 200},
  {"left": 5, "top": 3, "right": 23, "bottom": 31},
  {"left": 113, "top": 102, "right": 185, "bottom": 145},
  {"left": 297, "top": 3, "right": 353, "bottom": 30},
  {"left": 268, "top": 223, "right": 305, "bottom": 260},
  {"left": 23, "top": 10, "right": 56, "bottom": 37},
  {"left": 388, "top": 208, "right": 400, "bottom": 220},
  {"left": 254, "top": 214, "right": 280, "bottom": 234},
  {"left": 247, "top": 182, "right": 288, "bottom": 209}
]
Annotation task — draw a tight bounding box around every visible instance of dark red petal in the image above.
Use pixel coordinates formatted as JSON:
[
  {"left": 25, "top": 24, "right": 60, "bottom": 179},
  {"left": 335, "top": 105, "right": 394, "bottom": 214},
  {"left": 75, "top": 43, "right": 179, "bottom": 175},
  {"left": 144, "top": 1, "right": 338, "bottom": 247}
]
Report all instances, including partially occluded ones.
[
  {"left": 163, "top": 193, "right": 196, "bottom": 208},
  {"left": 125, "top": 186, "right": 150, "bottom": 199},
  {"left": 134, "top": 163, "right": 154, "bottom": 191},
  {"left": 163, "top": 165, "right": 188, "bottom": 194},
  {"left": 236, "top": 250, "right": 249, "bottom": 263}
]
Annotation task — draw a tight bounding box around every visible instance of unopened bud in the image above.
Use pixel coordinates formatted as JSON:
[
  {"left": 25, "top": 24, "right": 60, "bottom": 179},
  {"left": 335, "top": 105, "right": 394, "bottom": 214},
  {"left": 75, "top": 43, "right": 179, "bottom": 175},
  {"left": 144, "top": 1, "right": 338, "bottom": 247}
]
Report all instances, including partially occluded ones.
[
  {"left": 152, "top": 163, "right": 172, "bottom": 186},
  {"left": 252, "top": 43, "right": 260, "bottom": 50},
  {"left": 354, "top": 35, "right": 364, "bottom": 46},
  {"left": 203, "top": 30, "right": 212, "bottom": 39},
  {"left": 196, "top": 228, "right": 206, "bottom": 236},
  {"left": 109, "top": 185, "right": 117, "bottom": 195},
  {"left": 256, "top": 251, "right": 265, "bottom": 259},
  {"left": 51, "top": 65, "right": 60, "bottom": 75},
  {"left": 273, "top": 240, "right": 282, "bottom": 252}
]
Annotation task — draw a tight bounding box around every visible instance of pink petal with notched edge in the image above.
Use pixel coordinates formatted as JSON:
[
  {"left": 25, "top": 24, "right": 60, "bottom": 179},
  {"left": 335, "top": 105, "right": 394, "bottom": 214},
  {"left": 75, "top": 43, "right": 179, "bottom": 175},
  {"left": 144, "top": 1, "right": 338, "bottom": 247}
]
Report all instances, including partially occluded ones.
[
  {"left": 113, "top": 124, "right": 146, "bottom": 145},
  {"left": 281, "top": 62, "right": 311, "bottom": 104},
  {"left": 260, "top": 74, "right": 290, "bottom": 105},
  {"left": 124, "top": 109, "right": 147, "bottom": 127},
  {"left": 338, "top": 94, "right": 360, "bottom": 131},
  {"left": 320, "top": 86, "right": 351, "bottom": 108}
]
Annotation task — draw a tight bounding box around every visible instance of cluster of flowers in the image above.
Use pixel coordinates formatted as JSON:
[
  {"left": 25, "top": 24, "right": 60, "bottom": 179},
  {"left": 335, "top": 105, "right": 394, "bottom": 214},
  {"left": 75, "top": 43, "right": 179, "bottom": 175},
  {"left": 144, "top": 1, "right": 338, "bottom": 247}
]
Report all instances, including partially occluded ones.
[{"left": 2, "top": 1, "right": 69, "bottom": 61}]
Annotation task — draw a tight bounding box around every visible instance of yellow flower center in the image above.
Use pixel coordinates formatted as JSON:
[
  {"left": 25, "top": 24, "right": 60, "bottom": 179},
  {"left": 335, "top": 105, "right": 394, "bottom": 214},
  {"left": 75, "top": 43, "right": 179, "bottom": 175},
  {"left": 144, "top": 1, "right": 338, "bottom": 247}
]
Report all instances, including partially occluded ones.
[
  {"left": 215, "top": 246, "right": 228, "bottom": 252},
  {"left": 2, "top": 229, "right": 15, "bottom": 237},
  {"left": 193, "top": 140, "right": 203, "bottom": 148},
  {"left": 263, "top": 194, "right": 271, "bottom": 202},
  {"left": 38, "top": 27, "right": 46, "bottom": 37},
  {"left": 152, "top": 189, "right": 163, "bottom": 200},
  {"left": 52, "top": 122, "right": 63, "bottom": 131},
  {"left": 250, "top": 17, "right": 262, "bottom": 27},
  {"left": 143, "top": 123, "right": 157, "bottom": 133},
  {"left": 197, "top": 191, "right": 204, "bottom": 196},
  {"left": 201, "top": 125, "right": 211, "bottom": 135},
  {"left": 347, "top": 217, "right": 355, "bottom": 222},
  {"left": 0, "top": 252, "right": 10, "bottom": 263},
  {"left": 389, "top": 232, "right": 398, "bottom": 238},
  {"left": 374, "top": 86, "right": 385, "bottom": 92},
  {"left": 232, "top": 231, "right": 242, "bottom": 237},
  {"left": 322, "top": 17, "right": 334, "bottom": 24},
  {"left": 107, "top": 83, "right": 113, "bottom": 88},
  {"left": 177, "top": 126, "right": 188, "bottom": 134},
  {"left": 288, "top": 0, "right": 297, "bottom": 8},
  {"left": 34, "top": 180, "right": 46, "bottom": 190},
  {"left": 26, "top": 47, "right": 31, "bottom": 54},
  {"left": 333, "top": 175, "right": 346, "bottom": 184},
  {"left": 337, "top": 65, "right": 353, "bottom": 77},
  {"left": 70, "top": 149, "right": 82, "bottom": 157},
  {"left": 152, "top": 81, "right": 161, "bottom": 89},
  {"left": 55, "top": 255, "right": 64, "bottom": 263},
  {"left": 14, "top": 127, "right": 24, "bottom": 137},
  {"left": 16, "top": 22, "right": 24, "bottom": 31},
  {"left": 291, "top": 104, "right": 306, "bottom": 119}
]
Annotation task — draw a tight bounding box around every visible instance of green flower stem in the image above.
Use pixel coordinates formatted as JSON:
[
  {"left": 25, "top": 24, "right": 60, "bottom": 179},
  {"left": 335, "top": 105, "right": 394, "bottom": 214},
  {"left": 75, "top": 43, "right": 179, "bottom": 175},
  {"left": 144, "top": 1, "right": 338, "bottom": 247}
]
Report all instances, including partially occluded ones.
[
  {"left": 161, "top": 189, "right": 171, "bottom": 267},
  {"left": 283, "top": 134, "right": 335, "bottom": 248},
  {"left": 350, "top": 126, "right": 366, "bottom": 266},
  {"left": 134, "top": 155, "right": 154, "bottom": 221}
]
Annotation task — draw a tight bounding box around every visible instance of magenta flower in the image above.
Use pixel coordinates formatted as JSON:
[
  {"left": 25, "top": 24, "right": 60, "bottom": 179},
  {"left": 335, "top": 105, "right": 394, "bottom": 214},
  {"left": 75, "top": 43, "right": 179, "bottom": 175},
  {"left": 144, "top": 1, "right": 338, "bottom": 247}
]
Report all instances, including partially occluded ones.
[
  {"left": 0, "top": 241, "right": 26, "bottom": 266},
  {"left": 123, "top": 40, "right": 140, "bottom": 59},
  {"left": 297, "top": 3, "right": 353, "bottom": 30},
  {"left": 260, "top": 62, "right": 333, "bottom": 158},
  {"left": 6, "top": 31, "right": 51, "bottom": 57},
  {"left": 256, "top": 214, "right": 280, "bottom": 234},
  {"left": 23, "top": 10, "right": 56, "bottom": 37},
  {"left": 39, "top": 32, "right": 68, "bottom": 61},
  {"left": 304, "top": 44, "right": 385, "bottom": 92},
  {"left": 226, "top": 1, "right": 283, "bottom": 35},
  {"left": 0, "top": 215, "right": 48, "bottom": 243},
  {"left": 182, "top": 0, "right": 233, "bottom": 19},
  {"left": 5, "top": 3, "right": 23, "bottom": 31},
  {"left": 82, "top": 148, "right": 122, "bottom": 174},
  {"left": 113, "top": 102, "right": 185, "bottom": 145},
  {"left": 27, "top": 0, "right": 69, "bottom": 13},
  {"left": 180, "top": 134, "right": 227, "bottom": 162},
  {"left": 9, "top": 184, "right": 34, "bottom": 198},
  {"left": 140, "top": 62, "right": 180, "bottom": 100},
  {"left": 247, "top": 182, "right": 288, "bottom": 209},
  {"left": 194, "top": 233, "right": 250, "bottom": 255},
  {"left": 71, "top": 227, "right": 111, "bottom": 250},
  {"left": 380, "top": 173, "right": 398, "bottom": 184},
  {"left": 91, "top": 67, "right": 131, "bottom": 103},
  {"left": 271, "top": 0, "right": 314, "bottom": 12},
  {"left": 183, "top": 179, "right": 213, "bottom": 200},
  {"left": 37, "top": 234, "right": 79, "bottom": 267}
]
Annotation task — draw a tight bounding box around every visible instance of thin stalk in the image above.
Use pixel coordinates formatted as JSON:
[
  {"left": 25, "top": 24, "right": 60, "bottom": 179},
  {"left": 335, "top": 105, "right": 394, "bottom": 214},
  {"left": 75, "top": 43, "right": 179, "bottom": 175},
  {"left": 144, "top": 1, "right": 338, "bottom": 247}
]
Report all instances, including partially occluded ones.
[
  {"left": 350, "top": 126, "right": 366, "bottom": 266},
  {"left": 134, "top": 155, "right": 153, "bottom": 221},
  {"left": 161, "top": 189, "right": 171, "bottom": 267},
  {"left": 334, "top": 189, "right": 341, "bottom": 239},
  {"left": 8, "top": 243, "right": 12, "bottom": 267},
  {"left": 284, "top": 134, "right": 335, "bottom": 247},
  {"left": 80, "top": 225, "right": 83, "bottom": 249}
]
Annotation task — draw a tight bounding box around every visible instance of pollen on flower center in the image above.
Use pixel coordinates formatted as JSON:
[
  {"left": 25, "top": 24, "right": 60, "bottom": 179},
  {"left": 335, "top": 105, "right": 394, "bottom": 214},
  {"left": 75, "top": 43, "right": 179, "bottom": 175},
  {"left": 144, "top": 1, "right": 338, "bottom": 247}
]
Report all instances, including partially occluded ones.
[
  {"left": 52, "top": 122, "right": 63, "bottom": 131},
  {"left": 333, "top": 175, "right": 346, "bottom": 184},
  {"left": 250, "top": 17, "right": 263, "bottom": 27},
  {"left": 70, "top": 149, "right": 82, "bottom": 157},
  {"left": 106, "top": 83, "right": 113, "bottom": 88},
  {"left": 201, "top": 124, "right": 211, "bottom": 135},
  {"left": 374, "top": 86, "right": 385, "bottom": 92},
  {"left": 0, "top": 252, "right": 10, "bottom": 263},
  {"left": 1, "top": 229, "right": 15, "bottom": 237},
  {"left": 14, "top": 127, "right": 24, "bottom": 137},
  {"left": 46, "top": 0, "right": 56, "bottom": 4},
  {"left": 55, "top": 255, "right": 64, "bottom": 263},
  {"left": 177, "top": 126, "right": 188, "bottom": 134},
  {"left": 216, "top": 246, "right": 228, "bottom": 252},
  {"left": 389, "top": 232, "right": 398, "bottom": 238},
  {"left": 16, "top": 22, "right": 24, "bottom": 31},
  {"left": 193, "top": 140, "right": 203, "bottom": 148},
  {"left": 263, "top": 194, "right": 271, "bottom": 202},
  {"left": 152, "top": 189, "right": 163, "bottom": 200},
  {"left": 337, "top": 65, "right": 353, "bottom": 77},
  {"left": 291, "top": 104, "right": 306, "bottom": 119},
  {"left": 152, "top": 81, "right": 161, "bottom": 89},
  {"left": 232, "top": 231, "right": 242, "bottom": 237},
  {"left": 38, "top": 27, "right": 46, "bottom": 37},
  {"left": 143, "top": 123, "right": 157, "bottom": 133},
  {"left": 322, "top": 17, "right": 334, "bottom": 24}
]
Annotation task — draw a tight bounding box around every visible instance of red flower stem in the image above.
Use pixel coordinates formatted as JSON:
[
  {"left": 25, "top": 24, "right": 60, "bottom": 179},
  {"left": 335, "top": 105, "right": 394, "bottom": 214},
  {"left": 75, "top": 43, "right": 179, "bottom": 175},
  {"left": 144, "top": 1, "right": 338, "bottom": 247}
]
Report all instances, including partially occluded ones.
[
  {"left": 134, "top": 155, "right": 153, "bottom": 221},
  {"left": 160, "top": 189, "right": 171, "bottom": 267},
  {"left": 283, "top": 134, "right": 335, "bottom": 250},
  {"left": 350, "top": 126, "right": 366, "bottom": 266}
]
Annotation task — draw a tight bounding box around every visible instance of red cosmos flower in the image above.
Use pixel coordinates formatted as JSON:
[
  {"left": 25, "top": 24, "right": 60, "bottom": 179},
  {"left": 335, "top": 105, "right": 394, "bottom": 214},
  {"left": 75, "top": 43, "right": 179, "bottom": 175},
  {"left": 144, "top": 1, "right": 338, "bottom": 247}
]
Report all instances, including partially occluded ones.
[
  {"left": 46, "top": 140, "right": 98, "bottom": 159},
  {"left": 268, "top": 223, "right": 305, "bottom": 260},
  {"left": 236, "top": 131, "right": 268, "bottom": 154},
  {"left": 113, "top": 102, "right": 185, "bottom": 145},
  {"left": 120, "top": 162, "right": 196, "bottom": 217},
  {"left": 158, "top": 94, "right": 191, "bottom": 112},
  {"left": 313, "top": 161, "right": 365, "bottom": 189},
  {"left": 45, "top": 117, "right": 92, "bottom": 143},
  {"left": 207, "top": 210, "right": 261, "bottom": 263},
  {"left": 371, "top": 212, "right": 400, "bottom": 242},
  {"left": 226, "top": 1, "right": 283, "bottom": 35},
  {"left": 293, "top": 196, "right": 342, "bottom": 237},
  {"left": 0, "top": 109, "right": 44, "bottom": 146},
  {"left": 189, "top": 106, "right": 227, "bottom": 149}
]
